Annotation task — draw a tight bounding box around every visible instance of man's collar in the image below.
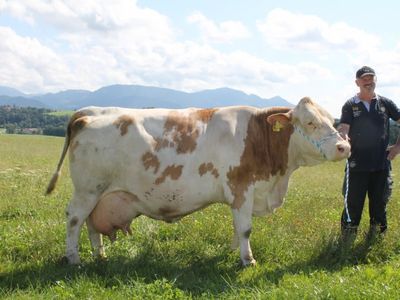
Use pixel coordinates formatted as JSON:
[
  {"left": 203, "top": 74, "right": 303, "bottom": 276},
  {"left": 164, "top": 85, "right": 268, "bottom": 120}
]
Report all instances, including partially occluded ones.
[{"left": 353, "top": 94, "right": 378, "bottom": 103}]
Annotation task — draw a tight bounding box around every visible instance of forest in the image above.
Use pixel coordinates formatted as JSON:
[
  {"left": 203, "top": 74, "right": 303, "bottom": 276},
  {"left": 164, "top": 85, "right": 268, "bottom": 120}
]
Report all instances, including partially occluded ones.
[{"left": 0, "top": 106, "right": 70, "bottom": 136}]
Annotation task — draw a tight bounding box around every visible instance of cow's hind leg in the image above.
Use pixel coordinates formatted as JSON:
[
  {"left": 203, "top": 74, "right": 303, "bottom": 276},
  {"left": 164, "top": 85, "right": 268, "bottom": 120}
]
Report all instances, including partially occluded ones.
[
  {"left": 65, "top": 192, "right": 99, "bottom": 264},
  {"left": 231, "top": 197, "right": 256, "bottom": 267},
  {"left": 86, "top": 218, "right": 106, "bottom": 260}
]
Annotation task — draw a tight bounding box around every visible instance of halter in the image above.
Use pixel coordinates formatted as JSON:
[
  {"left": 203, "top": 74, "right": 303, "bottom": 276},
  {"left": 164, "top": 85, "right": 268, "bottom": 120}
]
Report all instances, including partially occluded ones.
[{"left": 293, "top": 125, "right": 341, "bottom": 159}]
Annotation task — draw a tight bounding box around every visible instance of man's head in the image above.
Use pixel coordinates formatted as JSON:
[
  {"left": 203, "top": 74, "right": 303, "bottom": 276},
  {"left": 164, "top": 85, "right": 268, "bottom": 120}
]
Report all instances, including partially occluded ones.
[
  {"left": 355, "top": 66, "right": 376, "bottom": 94},
  {"left": 356, "top": 66, "right": 375, "bottom": 79}
]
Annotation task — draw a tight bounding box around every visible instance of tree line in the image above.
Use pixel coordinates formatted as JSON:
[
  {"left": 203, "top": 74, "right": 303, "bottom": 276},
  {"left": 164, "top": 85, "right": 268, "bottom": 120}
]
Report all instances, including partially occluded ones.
[{"left": 0, "top": 106, "right": 69, "bottom": 136}]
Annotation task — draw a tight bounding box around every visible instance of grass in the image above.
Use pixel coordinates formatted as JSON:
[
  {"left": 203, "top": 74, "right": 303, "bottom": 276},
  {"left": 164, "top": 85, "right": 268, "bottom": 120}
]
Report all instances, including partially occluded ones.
[
  {"left": 46, "top": 110, "right": 75, "bottom": 117},
  {"left": 1, "top": 134, "right": 400, "bottom": 299}
]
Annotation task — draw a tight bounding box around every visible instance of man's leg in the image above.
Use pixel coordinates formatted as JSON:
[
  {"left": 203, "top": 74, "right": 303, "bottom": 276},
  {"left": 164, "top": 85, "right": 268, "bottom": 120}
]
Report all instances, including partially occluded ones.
[
  {"left": 368, "top": 168, "right": 390, "bottom": 234},
  {"left": 341, "top": 171, "right": 369, "bottom": 239}
]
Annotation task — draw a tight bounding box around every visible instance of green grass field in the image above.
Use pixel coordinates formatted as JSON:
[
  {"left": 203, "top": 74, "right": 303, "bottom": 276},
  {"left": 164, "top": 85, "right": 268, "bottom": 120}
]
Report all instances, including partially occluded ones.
[
  {"left": 1, "top": 134, "right": 400, "bottom": 299},
  {"left": 46, "top": 110, "right": 75, "bottom": 117}
]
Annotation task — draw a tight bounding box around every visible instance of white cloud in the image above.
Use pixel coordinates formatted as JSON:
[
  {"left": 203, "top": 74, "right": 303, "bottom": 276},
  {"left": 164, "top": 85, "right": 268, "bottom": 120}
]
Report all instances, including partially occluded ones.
[
  {"left": 1, "top": 0, "right": 174, "bottom": 39},
  {"left": 187, "top": 12, "right": 250, "bottom": 43},
  {"left": 0, "top": 26, "right": 72, "bottom": 92},
  {"left": 257, "top": 8, "right": 380, "bottom": 53},
  {"left": 1, "top": 3, "right": 300, "bottom": 94}
]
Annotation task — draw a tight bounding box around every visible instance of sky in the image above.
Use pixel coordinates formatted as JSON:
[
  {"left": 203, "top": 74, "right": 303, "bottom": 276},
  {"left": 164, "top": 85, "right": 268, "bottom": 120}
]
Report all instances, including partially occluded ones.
[{"left": 0, "top": 0, "right": 399, "bottom": 117}]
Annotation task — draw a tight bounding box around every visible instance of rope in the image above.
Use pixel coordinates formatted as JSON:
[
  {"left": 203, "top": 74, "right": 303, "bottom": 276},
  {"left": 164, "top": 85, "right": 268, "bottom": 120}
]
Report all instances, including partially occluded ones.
[
  {"left": 293, "top": 125, "right": 340, "bottom": 159},
  {"left": 343, "top": 160, "right": 351, "bottom": 222}
]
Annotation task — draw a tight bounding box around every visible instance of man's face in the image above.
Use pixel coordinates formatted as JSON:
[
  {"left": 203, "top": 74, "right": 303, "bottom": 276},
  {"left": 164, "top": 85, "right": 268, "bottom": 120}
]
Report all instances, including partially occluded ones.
[{"left": 356, "top": 75, "right": 376, "bottom": 93}]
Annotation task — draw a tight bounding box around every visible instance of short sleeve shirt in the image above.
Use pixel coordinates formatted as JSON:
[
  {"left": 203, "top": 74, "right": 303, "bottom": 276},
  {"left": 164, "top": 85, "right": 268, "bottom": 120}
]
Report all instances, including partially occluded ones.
[{"left": 340, "top": 95, "right": 400, "bottom": 171}]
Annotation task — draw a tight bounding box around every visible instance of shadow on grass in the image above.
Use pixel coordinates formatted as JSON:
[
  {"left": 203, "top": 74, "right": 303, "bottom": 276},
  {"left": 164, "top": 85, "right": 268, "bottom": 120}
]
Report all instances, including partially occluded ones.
[
  {"left": 257, "top": 230, "right": 389, "bottom": 284},
  {"left": 311, "top": 230, "right": 390, "bottom": 270},
  {"left": 0, "top": 232, "right": 389, "bottom": 295},
  {"left": 0, "top": 244, "right": 241, "bottom": 296}
]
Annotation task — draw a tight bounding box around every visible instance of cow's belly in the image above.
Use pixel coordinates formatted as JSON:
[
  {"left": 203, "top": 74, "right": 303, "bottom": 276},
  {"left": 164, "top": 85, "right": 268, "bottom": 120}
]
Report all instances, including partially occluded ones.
[
  {"left": 111, "top": 178, "right": 225, "bottom": 222},
  {"left": 70, "top": 152, "right": 226, "bottom": 223}
]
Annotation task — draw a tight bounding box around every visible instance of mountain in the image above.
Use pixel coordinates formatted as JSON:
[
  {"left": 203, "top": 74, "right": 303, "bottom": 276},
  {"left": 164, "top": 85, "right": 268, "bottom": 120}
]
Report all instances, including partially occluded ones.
[
  {"left": 0, "top": 86, "right": 27, "bottom": 97},
  {"left": 188, "top": 87, "right": 290, "bottom": 107},
  {"left": 35, "top": 90, "right": 92, "bottom": 109},
  {"left": 0, "top": 84, "right": 294, "bottom": 110},
  {"left": 78, "top": 85, "right": 189, "bottom": 109},
  {"left": 0, "top": 95, "right": 48, "bottom": 108}
]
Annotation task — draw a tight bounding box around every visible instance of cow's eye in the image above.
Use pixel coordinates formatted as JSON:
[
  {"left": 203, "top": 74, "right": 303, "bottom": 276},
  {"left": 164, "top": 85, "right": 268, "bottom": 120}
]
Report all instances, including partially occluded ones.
[{"left": 307, "top": 122, "right": 313, "bottom": 126}]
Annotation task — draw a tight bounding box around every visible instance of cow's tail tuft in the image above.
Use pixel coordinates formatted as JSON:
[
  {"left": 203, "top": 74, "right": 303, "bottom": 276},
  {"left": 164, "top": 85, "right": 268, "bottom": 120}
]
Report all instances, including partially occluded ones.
[
  {"left": 46, "top": 170, "right": 62, "bottom": 195},
  {"left": 45, "top": 121, "right": 72, "bottom": 195}
]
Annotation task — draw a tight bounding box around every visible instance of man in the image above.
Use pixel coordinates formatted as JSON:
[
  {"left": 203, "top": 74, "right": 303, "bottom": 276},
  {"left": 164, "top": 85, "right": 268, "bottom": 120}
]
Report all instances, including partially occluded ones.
[{"left": 338, "top": 66, "right": 400, "bottom": 240}]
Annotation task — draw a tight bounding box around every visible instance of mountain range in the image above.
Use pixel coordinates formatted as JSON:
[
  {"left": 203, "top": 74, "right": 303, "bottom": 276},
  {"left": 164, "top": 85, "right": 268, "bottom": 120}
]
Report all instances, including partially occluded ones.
[{"left": 0, "top": 84, "right": 293, "bottom": 110}]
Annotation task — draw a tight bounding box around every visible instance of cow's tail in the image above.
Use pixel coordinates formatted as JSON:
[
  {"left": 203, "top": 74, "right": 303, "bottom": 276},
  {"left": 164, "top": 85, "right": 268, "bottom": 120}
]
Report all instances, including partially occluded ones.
[{"left": 45, "top": 121, "right": 72, "bottom": 195}]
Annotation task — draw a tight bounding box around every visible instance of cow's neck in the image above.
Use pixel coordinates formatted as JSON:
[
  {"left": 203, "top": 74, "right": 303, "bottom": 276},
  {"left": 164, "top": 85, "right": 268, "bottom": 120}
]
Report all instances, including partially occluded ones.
[{"left": 288, "top": 132, "right": 325, "bottom": 168}]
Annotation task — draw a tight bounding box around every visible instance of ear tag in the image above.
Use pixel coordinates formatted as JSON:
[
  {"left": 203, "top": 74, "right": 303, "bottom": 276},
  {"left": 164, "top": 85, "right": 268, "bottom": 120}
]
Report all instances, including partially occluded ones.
[{"left": 273, "top": 120, "right": 284, "bottom": 132}]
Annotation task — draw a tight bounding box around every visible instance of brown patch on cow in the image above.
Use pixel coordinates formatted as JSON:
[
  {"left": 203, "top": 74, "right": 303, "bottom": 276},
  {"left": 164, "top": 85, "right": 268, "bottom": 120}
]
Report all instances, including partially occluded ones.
[
  {"left": 154, "top": 109, "right": 218, "bottom": 154},
  {"left": 154, "top": 138, "right": 175, "bottom": 152},
  {"left": 69, "top": 216, "right": 79, "bottom": 227},
  {"left": 113, "top": 115, "right": 135, "bottom": 136},
  {"left": 193, "top": 108, "right": 218, "bottom": 123},
  {"left": 227, "top": 107, "right": 294, "bottom": 209},
  {"left": 142, "top": 151, "right": 160, "bottom": 174},
  {"left": 155, "top": 165, "right": 184, "bottom": 185},
  {"left": 69, "top": 115, "right": 90, "bottom": 142},
  {"left": 198, "top": 162, "right": 219, "bottom": 178}
]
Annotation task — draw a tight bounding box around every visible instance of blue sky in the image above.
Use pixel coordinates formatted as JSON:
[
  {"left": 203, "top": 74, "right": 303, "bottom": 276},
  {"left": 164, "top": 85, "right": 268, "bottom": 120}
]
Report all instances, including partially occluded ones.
[{"left": 0, "top": 0, "right": 399, "bottom": 116}]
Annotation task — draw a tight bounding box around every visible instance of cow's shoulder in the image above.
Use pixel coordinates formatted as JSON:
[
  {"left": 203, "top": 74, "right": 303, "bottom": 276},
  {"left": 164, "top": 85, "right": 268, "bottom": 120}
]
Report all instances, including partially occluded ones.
[{"left": 227, "top": 106, "right": 294, "bottom": 209}]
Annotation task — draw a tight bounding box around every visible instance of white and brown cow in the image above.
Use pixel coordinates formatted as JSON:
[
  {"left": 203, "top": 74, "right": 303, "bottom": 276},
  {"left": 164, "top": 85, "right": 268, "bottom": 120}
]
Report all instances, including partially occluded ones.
[{"left": 46, "top": 97, "right": 350, "bottom": 266}]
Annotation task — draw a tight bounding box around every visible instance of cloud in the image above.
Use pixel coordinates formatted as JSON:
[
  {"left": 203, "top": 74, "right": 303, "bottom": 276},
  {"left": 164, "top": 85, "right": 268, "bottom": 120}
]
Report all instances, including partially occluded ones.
[
  {"left": 187, "top": 12, "right": 250, "bottom": 43},
  {"left": 257, "top": 8, "right": 380, "bottom": 52},
  {"left": 0, "top": 3, "right": 349, "bottom": 105},
  {"left": 1, "top": 0, "right": 174, "bottom": 38},
  {"left": 0, "top": 26, "right": 73, "bottom": 92},
  {"left": 1, "top": 2, "right": 299, "bottom": 95}
]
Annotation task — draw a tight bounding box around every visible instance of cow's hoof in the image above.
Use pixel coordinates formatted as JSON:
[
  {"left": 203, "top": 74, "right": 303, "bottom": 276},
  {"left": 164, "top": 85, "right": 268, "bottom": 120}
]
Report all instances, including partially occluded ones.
[
  {"left": 58, "top": 256, "right": 70, "bottom": 265},
  {"left": 96, "top": 254, "right": 108, "bottom": 262},
  {"left": 241, "top": 258, "right": 257, "bottom": 267},
  {"left": 58, "top": 255, "right": 80, "bottom": 265},
  {"left": 63, "top": 254, "right": 81, "bottom": 265}
]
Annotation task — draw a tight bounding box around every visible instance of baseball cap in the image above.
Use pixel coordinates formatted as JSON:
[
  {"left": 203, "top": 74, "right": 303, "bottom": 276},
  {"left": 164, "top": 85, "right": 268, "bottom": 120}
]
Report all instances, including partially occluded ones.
[{"left": 356, "top": 66, "right": 375, "bottom": 78}]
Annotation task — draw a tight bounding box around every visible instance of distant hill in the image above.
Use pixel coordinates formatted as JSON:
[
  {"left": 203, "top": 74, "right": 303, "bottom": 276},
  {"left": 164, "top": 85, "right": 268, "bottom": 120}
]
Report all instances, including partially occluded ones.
[
  {"left": 0, "top": 84, "right": 294, "bottom": 110},
  {"left": 0, "top": 86, "right": 27, "bottom": 97},
  {"left": 0, "top": 95, "right": 48, "bottom": 108}
]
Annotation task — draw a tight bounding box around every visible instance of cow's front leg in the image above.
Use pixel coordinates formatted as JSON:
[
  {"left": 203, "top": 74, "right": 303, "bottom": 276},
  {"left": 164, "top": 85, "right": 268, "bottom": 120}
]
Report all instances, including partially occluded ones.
[
  {"left": 86, "top": 217, "right": 106, "bottom": 260},
  {"left": 231, "top": 198, "right": 256, "bottom": 267},
  {"left": 231, "top": 228, "right": 239, "bottom": 250},
  {"left": 65, "top": 193, "right": 98, "bottom": 264}
]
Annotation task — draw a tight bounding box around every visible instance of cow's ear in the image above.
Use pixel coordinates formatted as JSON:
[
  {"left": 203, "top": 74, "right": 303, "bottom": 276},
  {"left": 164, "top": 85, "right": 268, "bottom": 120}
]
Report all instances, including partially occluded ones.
[{"left": 266, "top": 112, "right": 292, "bottom": 132}]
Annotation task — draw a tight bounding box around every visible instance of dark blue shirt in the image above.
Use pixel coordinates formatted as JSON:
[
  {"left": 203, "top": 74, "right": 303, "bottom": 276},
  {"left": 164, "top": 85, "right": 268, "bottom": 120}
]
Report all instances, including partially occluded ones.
[{"left": 340, "top": 95, "right": 400, "bottom": 171}]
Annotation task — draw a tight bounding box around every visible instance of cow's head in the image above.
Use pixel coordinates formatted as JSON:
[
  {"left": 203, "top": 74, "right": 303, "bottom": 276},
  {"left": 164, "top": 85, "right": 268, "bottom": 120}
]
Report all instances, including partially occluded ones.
[{"left": 267, "top": 97, "right": 350, "bottom": 163}]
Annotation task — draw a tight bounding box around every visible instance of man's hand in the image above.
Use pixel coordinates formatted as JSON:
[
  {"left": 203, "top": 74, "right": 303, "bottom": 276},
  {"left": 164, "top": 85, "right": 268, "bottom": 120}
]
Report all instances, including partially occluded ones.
[
  {"left": 337, "top": 123, "right": 350, "bottom": 142},
  {"left": 387, "top": 144, "right": 400, "bottom": 160}
]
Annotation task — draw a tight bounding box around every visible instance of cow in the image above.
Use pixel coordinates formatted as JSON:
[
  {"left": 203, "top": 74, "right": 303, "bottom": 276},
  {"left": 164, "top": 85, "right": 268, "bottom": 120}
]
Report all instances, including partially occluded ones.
[{"left": 46, "top": 97, "right": 350, "bottom": 266}]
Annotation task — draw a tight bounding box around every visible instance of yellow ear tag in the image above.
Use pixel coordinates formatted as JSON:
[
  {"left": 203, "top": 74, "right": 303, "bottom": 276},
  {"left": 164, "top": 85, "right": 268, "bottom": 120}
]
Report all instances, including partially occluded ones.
[{"left": 273, "top": 120, "right": 284, "bottom": 132}]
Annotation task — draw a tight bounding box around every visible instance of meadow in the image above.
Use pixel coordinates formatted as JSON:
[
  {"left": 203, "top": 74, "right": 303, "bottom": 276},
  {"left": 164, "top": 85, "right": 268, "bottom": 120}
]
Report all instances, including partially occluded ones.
[{"left": 1, "top": 134, "right": 400, "bottom": 299}]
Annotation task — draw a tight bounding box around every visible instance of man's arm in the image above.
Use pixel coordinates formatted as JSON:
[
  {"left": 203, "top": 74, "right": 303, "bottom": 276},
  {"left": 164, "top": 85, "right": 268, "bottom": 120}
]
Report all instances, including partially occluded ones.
[{"left": 387, "top": 119, "right": 400, "bottom": 160}]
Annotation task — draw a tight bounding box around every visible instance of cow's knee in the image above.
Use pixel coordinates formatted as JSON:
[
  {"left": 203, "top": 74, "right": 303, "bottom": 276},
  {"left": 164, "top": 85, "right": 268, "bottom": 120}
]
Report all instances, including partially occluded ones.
[
  {"left": 231, "top": 197, "right": 256, "bottom": 266},
  {"left": 65, "top": 195, "right": 99, "bottom": 264}
]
